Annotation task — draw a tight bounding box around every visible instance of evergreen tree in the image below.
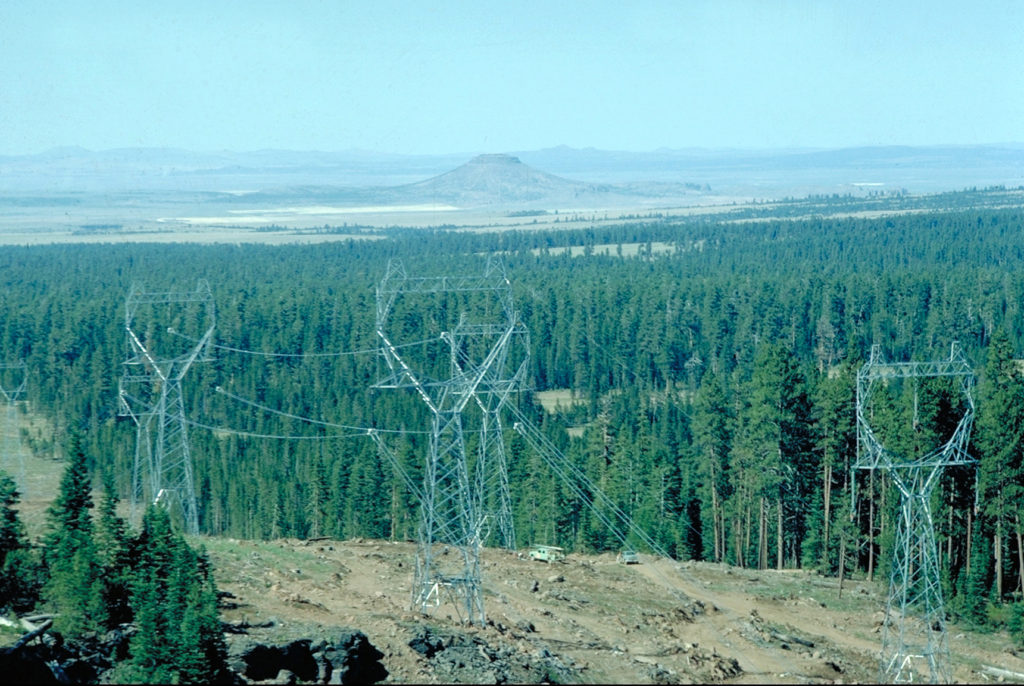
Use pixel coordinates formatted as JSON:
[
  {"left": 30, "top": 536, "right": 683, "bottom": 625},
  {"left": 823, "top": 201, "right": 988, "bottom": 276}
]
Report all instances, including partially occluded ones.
[
  {"left": 121, "top": 507, "right": 228, "bottom": 684},
  {"left": 345, "top": 446, "right": 389, "bottom": 539},
  {"left": 809, "top": 363, "right": 856, "bottom": 571},
  {"left": 693, "top": 373, "right": 732, "bottom": 562},
  {"left": 959, "top": 519, "right": 992, "bottom": 627},
  {"left": 308, "top": 450, "right": 331, "bottom": 538},
  {"left": 0, "top": 470, "right": 25, "bottom": 560},
  {"left": 45, "top": 433, "right": 95, "bottom": 544},
  {"left": 731, "top": 344, "right": 814, "bottom": 569},
  {"left": 96, "top": 473, "right": 133, "bottom": 626},
  {"left": 832, "top": 488, "right": 860, "bottom": 595},
  {"left": 974, "top": 328, "right": 1024, "bottom": 601},
  {"left": 1008, "top": 602, "right": 1024, "bottom": 647},
  {"left": 42, "top": 433, "right": 106, "bottom": 637},
  {"left": 0, "top": 470, "right": 39, "bottom": 612}
]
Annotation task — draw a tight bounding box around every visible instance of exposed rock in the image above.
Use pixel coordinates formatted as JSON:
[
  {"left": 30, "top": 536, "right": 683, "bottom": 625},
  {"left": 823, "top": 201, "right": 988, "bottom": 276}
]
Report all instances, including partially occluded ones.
[
  {"left": 514, "top": 620, "right": 536, "bottom": 634},
  {"left": 408, "top": 626, "right": 445, "bottom": 658},
  {"left": 239, "top": 642, "right": 287, "bottom": 682},
  {"left": 237, "top": 639, "right": 318, "bottom": 682},
  {"left": 407, "top": 625, "right": 575, "bottom": 684},
  {"left": 0, "top": 630, "right": 117, "bottom": 685},
  {"left": 324, "top": 630, "right": 388, "bottom": 685},
  {"left": 282, "top": 640, "right": 319, "bottom": 682},
  {"left": 270, "top": 668, "right": 297, "bottom": 684},
  {"left": 0, "top": 644, "right": 60, "bottom": 684}
]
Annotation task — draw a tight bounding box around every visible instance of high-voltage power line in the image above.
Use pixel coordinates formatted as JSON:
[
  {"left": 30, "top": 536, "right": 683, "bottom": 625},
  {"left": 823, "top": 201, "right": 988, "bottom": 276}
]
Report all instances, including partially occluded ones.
[
  {"left": 118, "top": 281, "right": 215, "bottom": 535},
  {"left": 853, "top": 342, "right": 975, "bottom": 684},
  {"left": 372, "top": 257, "right": 529, "bottom": 625}
]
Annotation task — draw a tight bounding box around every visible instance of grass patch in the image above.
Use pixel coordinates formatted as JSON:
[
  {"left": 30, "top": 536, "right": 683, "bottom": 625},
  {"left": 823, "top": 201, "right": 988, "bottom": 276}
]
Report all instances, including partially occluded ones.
[
  {"left": 201, "top": 537, "right": 337, "bottom": 577},
  {"left": 535, "top": 389, "right": 581, "bottom": 413}
]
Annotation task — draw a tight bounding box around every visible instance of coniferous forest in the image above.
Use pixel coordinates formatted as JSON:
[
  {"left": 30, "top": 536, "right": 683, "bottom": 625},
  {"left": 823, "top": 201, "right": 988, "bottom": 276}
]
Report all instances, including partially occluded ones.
[{"left": 3, "top": 189, "right": 1024, "bottom": 652}]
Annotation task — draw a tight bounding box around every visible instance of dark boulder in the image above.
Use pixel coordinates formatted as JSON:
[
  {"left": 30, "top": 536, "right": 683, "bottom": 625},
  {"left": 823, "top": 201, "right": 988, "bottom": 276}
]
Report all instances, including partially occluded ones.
[
  {"left": 0, "top": 644, "right": 60, "bottom": 684},
  {"left": 281, "top": 639, "right": 318, "bottom": 682},
  {"left": 238, "top": 639, "right": 317, "bottom": 682},
  {"left": 324, "top": 630, "right": 388, "bottom": 685},
  {"left": 408, "top": 626, "right": 445, "bottom": 658},
  {"left": 236, "top": 635, "right": 381, "bottom": 684},
  {"left": 239, "top": 643, "right": 286, "bottom": 682}
]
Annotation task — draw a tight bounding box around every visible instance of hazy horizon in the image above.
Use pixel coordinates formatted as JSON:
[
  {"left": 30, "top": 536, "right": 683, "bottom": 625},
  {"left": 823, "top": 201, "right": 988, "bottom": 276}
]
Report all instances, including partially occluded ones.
[
  {"left": 6, "top": 141, "right": 1024, "bottom": 159},
  {"left": 3, "top": 2, "right": 1022, "bottom": 157}
]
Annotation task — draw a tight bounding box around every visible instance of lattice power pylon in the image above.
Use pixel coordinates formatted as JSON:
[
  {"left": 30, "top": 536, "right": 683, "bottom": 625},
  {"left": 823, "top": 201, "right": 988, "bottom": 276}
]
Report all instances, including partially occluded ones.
[
  {"left": 118, "top": 281, "right": 215, "bottom": 535},
  {"left": 456, "top": 291, "right": 530, "bottom": 553},
  {"left": 854, "top": 342, "right": 975, "bottom": 684},
  {"left": 373, "top": 257, "right": 527, "bottom": 625},
  {"left": 0, "top": 361, "right": 28, "bottom": 491}
]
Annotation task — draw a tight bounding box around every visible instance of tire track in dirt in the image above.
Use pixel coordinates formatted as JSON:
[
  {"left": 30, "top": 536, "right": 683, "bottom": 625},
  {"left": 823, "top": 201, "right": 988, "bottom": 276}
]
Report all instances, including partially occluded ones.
[{"left": 631, "top": 558, "right": 880, "bottom": 682}]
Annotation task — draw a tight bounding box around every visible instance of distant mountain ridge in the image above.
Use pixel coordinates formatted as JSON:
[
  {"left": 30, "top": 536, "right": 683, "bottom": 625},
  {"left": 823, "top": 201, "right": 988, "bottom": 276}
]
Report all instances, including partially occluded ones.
[{"left": 1, "top": 144, "right": 1021, "bottom": 200}]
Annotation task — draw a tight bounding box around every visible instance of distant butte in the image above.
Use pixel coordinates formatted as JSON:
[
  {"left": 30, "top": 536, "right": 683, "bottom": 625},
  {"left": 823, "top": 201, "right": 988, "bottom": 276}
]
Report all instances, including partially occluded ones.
[{"left": 399, "top": 153, "right": 595, "bottom": 208}]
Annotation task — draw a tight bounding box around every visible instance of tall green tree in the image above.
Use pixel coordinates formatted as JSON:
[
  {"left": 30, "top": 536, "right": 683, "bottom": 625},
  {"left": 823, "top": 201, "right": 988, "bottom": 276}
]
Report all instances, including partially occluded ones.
[
  {"left": 120, "top": 507, "right": 228, "bottom": 684},
  {"left": 42, "top": 433, "right": 106, "bottom": 637},
  {"left": 958, "top": 518, "right": 993, "bottom": 627},
  {"left": 693, "top": 372, "right": 732, "bottom": 562},
  {"left": 974, "top": 328, "right": 1024, "bottom": 600},
  {"left": 730, "top": 344, "right": 814, "bottom": 569},
  {"left": 96, "top": 473, "right": 133, "bottom": 626},
  {"left": 0, "top": 470, "right": 39, "bottom": 612},
  {"left": 807, "top": 362, "right": 856, "bottom": 571}
]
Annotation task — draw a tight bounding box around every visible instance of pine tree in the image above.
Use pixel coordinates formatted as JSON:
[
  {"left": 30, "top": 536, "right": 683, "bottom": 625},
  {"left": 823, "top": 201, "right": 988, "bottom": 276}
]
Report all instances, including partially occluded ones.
[
  {"left": 345, "top": 446, "right": 389, "bottom": 538},
  {"left": 122, "top": 507, "right": 228, "bottom": 684},
  {"left": 0, "top": 470, "right": 39, "bottom": 612},
  {"left": 45, "top": 432, "right": 95, "bottom": 544},
  {"left": 96, "top": 473, "right": 133, "bottom": 626},
  {"left": 832, "top": 488, "right": 860, "bottom": 596},
  {"left": 308, "top": 450, "right": 331, "bottom": 538},
  {"left": 959, "top": 518, "right": 992, "bottom": 627},
  {"left": 1008, "top": 602, "right": 1024, "bottom": 647},
  {"left": 693, "top": 372, "right": 732, "bottom": 563},
  {"left": 0, "top": 470, "right": 27, "bottom": 572},
  {"left": 810, "top": 362, "right": 856, "bottom": 571},
  {"left": 731, "top": 344, "right": 814, "bottom": 569},
  {"left": 42, "top": 433, "right": 106, "bottom": 637},
  {"left": 975, "top": 328, "right": 1024, "bottom": 602}
]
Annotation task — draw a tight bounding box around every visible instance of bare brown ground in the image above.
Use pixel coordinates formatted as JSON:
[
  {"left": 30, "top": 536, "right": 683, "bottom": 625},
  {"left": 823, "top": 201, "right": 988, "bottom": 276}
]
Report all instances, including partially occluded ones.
[{"left": 203, "top": 535, "right": 1024, "bottom": 684}]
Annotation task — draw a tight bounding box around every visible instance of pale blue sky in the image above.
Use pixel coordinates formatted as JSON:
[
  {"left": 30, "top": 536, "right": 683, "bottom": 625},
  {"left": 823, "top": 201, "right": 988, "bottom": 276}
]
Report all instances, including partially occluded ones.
[{"left": 1, "top": 1, "right": 1021, "bottom": 155}]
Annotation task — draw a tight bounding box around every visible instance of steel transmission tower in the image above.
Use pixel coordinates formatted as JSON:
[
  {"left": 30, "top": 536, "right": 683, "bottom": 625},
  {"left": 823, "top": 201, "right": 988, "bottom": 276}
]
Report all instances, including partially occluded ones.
[
  {"left": 459, "top": 282, "right": 530, "bottom": 552},
  {"left": 0, "top": 361, "right": 28, "bottom": 491},
  {"left": 118, "top": 281, "right": 215, "bottom": 535},
  {"left": 854, "top": 343, "right": 975, "bottom": 684},
  {"left": 373, "top": 257, "right": 527, "bottom": 625}
]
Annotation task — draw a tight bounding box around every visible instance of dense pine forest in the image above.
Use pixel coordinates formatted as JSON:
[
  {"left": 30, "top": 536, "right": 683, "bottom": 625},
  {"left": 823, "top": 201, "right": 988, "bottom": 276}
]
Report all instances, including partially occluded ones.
[{"left": 3, "top": 188, "right": 1024, "bottom": 638}]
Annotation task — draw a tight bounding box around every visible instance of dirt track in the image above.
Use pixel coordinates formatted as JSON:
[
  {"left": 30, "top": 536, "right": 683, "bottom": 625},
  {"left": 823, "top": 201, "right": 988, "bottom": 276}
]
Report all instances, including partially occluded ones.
[{"left": 203, "top": 536, "right": 1024, "bottom": 684}]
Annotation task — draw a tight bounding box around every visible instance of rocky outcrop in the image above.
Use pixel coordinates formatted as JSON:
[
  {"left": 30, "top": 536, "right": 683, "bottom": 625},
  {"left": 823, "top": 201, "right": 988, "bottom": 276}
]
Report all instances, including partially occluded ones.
[
  {"left": 407, "top": 625, "right": 576, "bottom": 684},
  {"left": 323, "top": 630, "right": 388, "bottom": 685},
  {"left": 0, "top": 622, "right": 135, "bottom": 685},
  {"left": 231, "top": 631, "right": 387, "bottom": 685},
  {"left": 1, "top": 619, "right": 387, "bottom": 685}
]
